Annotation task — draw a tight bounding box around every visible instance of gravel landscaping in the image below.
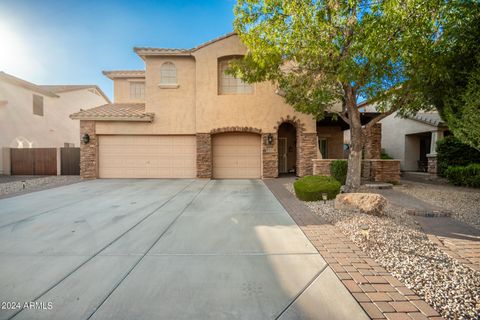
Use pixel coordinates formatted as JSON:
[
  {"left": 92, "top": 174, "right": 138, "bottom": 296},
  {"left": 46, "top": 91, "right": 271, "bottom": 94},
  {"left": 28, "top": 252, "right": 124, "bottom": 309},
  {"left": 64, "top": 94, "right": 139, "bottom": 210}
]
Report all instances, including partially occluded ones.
[
  {"left": 0, "top": 175, "right": 81, "bottom": 198},
  {"left": 285, "top": 183, "right": 480, "bottom": 320},
  {"left": 395, "top": 182, "right": 480, "bottom": 231}
]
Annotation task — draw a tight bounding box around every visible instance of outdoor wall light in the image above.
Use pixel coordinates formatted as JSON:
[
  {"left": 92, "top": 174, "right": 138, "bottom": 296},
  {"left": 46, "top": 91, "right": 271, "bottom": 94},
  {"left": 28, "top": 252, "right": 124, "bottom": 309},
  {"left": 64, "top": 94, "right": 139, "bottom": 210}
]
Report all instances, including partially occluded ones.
[
  {"left": 82, "top": 133, "right": 90, "bottom": 144},
  {"left": 321, "top": 192, "right": 328, "bottom": 204},
  {"left": 267, "top": 133, "right": 274, "bottom": 145},
  {"left": 360, "top": 225, "right": 370, "bottom": 240}
]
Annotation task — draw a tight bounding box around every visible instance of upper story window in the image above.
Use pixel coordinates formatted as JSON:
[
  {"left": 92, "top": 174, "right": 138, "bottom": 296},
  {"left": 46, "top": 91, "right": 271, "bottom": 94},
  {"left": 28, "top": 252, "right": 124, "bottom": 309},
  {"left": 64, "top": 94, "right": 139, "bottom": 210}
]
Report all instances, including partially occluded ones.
[
  {"left": 32, "top": 94, "right": 44, "bottom": 116},
  {"left": 160, "top": 62, "right": 177, "bottom": 85},
  {"left": 218, "top": 57, "right": 253, "bottom": 95},
  {"left": 130, "top": 82, "right": 145, "bottom": 99}
]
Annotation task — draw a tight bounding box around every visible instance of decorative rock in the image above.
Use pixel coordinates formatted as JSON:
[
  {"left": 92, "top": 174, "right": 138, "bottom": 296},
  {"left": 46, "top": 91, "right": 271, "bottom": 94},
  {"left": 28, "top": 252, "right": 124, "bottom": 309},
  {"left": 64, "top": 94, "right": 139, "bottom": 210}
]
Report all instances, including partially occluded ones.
[
  {"left": 285, "top": 182, "right": 480, "bottom": 320},
  {"left": 335, "top": 193, "right": 388, "bottom": 216}
]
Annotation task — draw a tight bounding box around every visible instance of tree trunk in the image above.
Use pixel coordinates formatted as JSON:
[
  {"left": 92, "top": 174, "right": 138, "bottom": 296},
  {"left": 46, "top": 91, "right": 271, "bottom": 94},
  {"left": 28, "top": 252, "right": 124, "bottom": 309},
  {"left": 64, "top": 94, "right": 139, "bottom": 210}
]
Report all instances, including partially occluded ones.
[{"left": 344, "top": 86, "right": 364, "bottom": 192}]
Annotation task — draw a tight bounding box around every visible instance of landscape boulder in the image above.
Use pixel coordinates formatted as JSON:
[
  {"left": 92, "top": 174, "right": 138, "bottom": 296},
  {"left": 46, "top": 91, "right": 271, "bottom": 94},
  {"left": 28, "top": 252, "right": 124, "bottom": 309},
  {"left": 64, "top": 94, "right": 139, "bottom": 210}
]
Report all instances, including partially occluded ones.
[{"left": 334, "top": 193, "right": 387, "bottom": 216}]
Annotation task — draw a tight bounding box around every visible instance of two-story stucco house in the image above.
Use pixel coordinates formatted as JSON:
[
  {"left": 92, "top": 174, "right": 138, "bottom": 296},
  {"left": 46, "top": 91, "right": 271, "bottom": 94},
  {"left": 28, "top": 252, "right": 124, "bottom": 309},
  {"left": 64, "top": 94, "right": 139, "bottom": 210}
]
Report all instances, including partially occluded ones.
[
  {"left": 71, "top": 33, "right": 354, "bottom": 179},
  {"left": 0, "top": 71, "right": 110, "bottom": 174}
]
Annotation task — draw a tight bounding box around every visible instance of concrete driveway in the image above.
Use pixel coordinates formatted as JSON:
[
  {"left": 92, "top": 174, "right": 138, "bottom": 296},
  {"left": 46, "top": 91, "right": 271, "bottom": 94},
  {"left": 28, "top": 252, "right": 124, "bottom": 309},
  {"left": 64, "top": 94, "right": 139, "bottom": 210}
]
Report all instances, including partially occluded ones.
[{"left": 0, "top": 179, "right": 367, "bottom": 320}]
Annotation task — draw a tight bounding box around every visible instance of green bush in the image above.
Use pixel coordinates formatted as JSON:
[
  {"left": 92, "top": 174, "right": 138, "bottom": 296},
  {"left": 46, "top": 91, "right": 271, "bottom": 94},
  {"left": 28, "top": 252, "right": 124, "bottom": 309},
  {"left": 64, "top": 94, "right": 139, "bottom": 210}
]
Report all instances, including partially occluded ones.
[
  {"left": 330, "top": 160, "right": 347, "bottom": 184},
  {"left": 437, "top": 136, "right": 480, "bottom": 176},
  {"left": 444, "top": 164, "right": 480, "bottom": 188},
  {"left": 380, "top": 149, "right": 393, "bottom": 159},
  {"left": 293, "top": 175, "right": 341, "bottom": 201}
]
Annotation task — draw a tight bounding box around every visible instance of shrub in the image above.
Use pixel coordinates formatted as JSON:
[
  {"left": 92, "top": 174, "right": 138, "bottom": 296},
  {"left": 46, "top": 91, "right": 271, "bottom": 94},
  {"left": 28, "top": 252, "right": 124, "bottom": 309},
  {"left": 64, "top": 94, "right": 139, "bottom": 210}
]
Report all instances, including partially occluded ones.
[
  {"left": 293, "top": 175, "right": 341, "bottom": 201},
  {"left": 380, "top": 149, "right": 393, "bottom": 159},
  {"left": 444, "top": 164, "right": 480, "bottom": 188},
  {"left": 330, "top": 160, "right": 347, "bottom": 184},
  {"left": 437, "top": 136, "right": 480, "bottom": 176}
]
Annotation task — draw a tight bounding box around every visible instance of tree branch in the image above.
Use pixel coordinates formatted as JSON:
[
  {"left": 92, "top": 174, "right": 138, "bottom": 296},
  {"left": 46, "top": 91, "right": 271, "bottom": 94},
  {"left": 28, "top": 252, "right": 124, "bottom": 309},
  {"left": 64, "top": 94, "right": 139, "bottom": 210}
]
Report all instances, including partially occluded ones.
[
  {"left": 336, "top": 111, "right": 351, "bottom": 125},
  {"left": 365, "top": 105, "right": 399, "bottom": 130}
]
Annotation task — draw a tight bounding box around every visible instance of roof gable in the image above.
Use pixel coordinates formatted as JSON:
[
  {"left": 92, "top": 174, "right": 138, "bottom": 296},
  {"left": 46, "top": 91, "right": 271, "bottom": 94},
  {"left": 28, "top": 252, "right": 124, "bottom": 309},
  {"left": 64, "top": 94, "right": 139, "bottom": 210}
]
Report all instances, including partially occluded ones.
[
  {"left": 134, "top": 32, "right": 237, "bottom": 58},
  {"left": 0, "top": 71, "right": 58, "bottom": 97}
]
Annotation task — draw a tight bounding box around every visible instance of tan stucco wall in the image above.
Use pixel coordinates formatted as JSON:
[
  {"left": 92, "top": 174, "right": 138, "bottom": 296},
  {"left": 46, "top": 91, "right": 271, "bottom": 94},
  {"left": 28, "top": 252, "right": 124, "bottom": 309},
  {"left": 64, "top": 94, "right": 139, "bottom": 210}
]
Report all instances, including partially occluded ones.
[
  {"left": 113, "top": 78, "right": 145, "bottom": 103},
  {"left": 192, "top": 35, "right": 316, "bottom": 133},
  {"left": 145, "top": 56, "right": 196, "bottom": 134},
  {"left": 0, "top": 81, "right": 108, "bottom": 150},
  {"left": 98, "top": 34, "right": 316, "bottom": 136}
]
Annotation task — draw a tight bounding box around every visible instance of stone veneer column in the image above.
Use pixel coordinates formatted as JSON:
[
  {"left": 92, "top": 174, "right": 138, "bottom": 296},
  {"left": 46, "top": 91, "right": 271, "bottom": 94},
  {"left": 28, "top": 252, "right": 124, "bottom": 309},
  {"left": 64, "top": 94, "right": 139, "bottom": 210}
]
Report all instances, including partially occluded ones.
[
  {"left": 427, "top": 155, "right": 438, "bottom": 174},
  {"left": 426, "top": 130, "right": 442, "bottom": 175},
  {"left": 262, "top": 133, "right": 278, "bottom": 178},
  {"left": 297, "top": 133, "right": 317, "bottom": 177},
  {"left": 196, "top": 133, "right": 212, "bottom": 178},
  {"left": 365, "top": 123, "right": 382, "bottom": 159},
  {"left": 80, "top": 120, "right": 98, "bottom": 179}
]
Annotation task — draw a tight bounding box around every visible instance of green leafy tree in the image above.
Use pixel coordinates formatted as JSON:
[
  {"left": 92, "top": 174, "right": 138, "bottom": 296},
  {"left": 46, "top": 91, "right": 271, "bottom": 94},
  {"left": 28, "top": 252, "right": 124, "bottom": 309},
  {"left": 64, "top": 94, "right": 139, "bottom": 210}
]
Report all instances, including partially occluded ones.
[
  {"left": 409, "top": 1, "right": 480, "bottom": 150},
  {"left": 230, "top": 0, "right": 448, "bottom": 190}
]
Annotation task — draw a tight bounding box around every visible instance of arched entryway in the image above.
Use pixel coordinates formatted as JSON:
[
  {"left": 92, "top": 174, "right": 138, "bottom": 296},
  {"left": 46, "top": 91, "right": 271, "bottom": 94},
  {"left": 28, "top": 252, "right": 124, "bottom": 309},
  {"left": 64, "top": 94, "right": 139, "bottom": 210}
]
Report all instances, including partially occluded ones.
[{"left": 277, "top": 122, "right": 297, "bottom": 175}]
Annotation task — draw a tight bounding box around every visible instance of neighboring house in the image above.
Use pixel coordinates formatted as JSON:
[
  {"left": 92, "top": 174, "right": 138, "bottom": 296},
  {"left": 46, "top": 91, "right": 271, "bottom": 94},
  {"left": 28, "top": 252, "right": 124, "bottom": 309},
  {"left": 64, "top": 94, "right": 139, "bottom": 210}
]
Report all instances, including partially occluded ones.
[
  {"left": 71, "top": 33, "right": 379, "bottom": 179},
  {"left": 379, "top": 111, "right": 448, "bottom": 173},
  {"left": 0, "top": 71, "right": 110, "bottom": 174}
]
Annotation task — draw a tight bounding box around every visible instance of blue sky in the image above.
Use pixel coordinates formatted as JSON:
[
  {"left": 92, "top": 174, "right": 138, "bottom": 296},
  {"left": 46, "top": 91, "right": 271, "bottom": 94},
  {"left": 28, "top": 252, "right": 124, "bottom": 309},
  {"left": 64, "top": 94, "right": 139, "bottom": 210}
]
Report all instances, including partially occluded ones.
[{"left": 0, "top": 0, "right": 236, "bottom": 99}]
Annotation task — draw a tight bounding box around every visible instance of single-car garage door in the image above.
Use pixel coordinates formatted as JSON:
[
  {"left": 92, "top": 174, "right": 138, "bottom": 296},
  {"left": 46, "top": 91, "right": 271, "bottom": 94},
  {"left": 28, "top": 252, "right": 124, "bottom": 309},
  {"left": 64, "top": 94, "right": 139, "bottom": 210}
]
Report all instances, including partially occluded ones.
[
  {"left": 212, "top": 133, "right": 261, "bottom": 179},
  {"left": 99, "top": 135, "right": 196, "bottom": 178}
]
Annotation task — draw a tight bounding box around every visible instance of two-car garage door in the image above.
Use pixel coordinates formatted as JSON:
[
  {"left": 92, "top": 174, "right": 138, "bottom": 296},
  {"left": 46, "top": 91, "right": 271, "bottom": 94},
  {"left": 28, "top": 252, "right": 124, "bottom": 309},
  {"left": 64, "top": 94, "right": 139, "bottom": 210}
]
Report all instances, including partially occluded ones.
[
  {"left": 98, "top": 133, "right": 261, "bottom": 179},
  {"left": 99, "top": 135, "right": 196, "bottom": 178}
]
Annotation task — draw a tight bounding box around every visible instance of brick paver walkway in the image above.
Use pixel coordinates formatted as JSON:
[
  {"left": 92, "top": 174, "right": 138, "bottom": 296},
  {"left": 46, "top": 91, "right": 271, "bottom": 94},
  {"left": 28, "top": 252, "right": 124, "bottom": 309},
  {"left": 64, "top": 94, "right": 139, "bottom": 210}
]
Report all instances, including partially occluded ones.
[
  {"left": 265, "top": 178, "right": 443, "bottom": 320},
  {"left": 377, "top": 188, "right": 480, "bottom": 272},
  {"left": 415, "top": 216, "right": 480, "bottom": 272}
]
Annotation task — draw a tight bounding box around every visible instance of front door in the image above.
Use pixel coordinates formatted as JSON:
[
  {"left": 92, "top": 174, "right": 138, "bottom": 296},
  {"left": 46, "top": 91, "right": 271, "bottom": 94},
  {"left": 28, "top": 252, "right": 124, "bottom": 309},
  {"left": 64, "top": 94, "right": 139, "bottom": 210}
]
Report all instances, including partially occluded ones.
[{"left": 278, "top": 137, "right": 287, "bottom": 174}]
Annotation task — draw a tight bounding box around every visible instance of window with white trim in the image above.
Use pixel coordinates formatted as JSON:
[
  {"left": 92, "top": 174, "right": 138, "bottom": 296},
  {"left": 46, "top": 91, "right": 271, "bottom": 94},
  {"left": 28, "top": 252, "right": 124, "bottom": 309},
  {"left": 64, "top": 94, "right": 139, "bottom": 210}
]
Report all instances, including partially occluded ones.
[
  {"left": 218, "top": 57, "right": 253, "bottom": 95},
  {"left": 160, "top": 62, "right": 177, "bottom": 84},
  {"left": 130, "top": 82, "right": 145, "bottom": 99}
]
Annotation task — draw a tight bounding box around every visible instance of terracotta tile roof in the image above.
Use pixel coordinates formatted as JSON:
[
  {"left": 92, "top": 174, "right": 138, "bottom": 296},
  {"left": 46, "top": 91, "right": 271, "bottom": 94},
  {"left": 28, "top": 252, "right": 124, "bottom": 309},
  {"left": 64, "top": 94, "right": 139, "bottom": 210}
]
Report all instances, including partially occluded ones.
[
  {"left": 70, "top": 103, "right": 154, "bottom": 122},
  {"left": 102, "top": 70, "right": 145, "bottom": 79},
  {"left": 134, "top": 32, "right": 237, "bottom": 57}
]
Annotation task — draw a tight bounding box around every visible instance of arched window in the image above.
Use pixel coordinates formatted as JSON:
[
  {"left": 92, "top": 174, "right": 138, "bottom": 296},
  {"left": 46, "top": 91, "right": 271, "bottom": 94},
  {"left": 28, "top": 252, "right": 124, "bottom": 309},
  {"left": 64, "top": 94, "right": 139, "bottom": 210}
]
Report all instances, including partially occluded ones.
[
  {"left": 218, "top": 57, "right": 253, "bottom": 95},
  {"left": 160, "top": 62, "right": 177, "bottom": 84}
]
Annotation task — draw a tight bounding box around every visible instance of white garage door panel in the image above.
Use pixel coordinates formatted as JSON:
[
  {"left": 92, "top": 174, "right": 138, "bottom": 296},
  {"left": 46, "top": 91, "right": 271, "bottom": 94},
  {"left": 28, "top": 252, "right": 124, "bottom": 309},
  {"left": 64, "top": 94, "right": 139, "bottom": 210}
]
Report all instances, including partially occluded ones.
[
  {"left": 99, "top": 135, "right": 196, "bottom": 178},
  {"left": 212, "top": 133, "right": 261, "bottom": 179}
]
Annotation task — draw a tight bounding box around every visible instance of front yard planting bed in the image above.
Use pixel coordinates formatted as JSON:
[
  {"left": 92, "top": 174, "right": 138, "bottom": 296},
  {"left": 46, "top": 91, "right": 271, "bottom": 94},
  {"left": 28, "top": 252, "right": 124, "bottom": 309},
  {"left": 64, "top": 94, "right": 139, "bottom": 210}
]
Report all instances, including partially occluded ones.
[
  {"left": 286, "top": 183, "right": 480, "bottom": 319},
  {"left": 0, "top": 176, "right": 80, "bottom": 198}
]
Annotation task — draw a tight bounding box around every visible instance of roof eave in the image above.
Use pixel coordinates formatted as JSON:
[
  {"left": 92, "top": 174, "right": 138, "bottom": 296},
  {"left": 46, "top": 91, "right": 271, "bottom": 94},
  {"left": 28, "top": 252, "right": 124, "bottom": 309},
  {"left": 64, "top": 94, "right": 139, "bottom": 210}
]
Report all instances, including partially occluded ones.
[
  {"left": 102, "top": 70, "right": 145, "bottom": 80},
  {"left": 69, "top": 115, "right": 154, "bottom": 122},
  {"left": 52, "top": 85, "right": 111, "bottom": 104},
  {"left": 408, "top": 116, "right": 446, "bottom": 128},
  {"left": 0, "top": 72, "right": 59, "bottom": 97},
  {"left": 133, "top": 49, "right": 193, "bottom": 60}
]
